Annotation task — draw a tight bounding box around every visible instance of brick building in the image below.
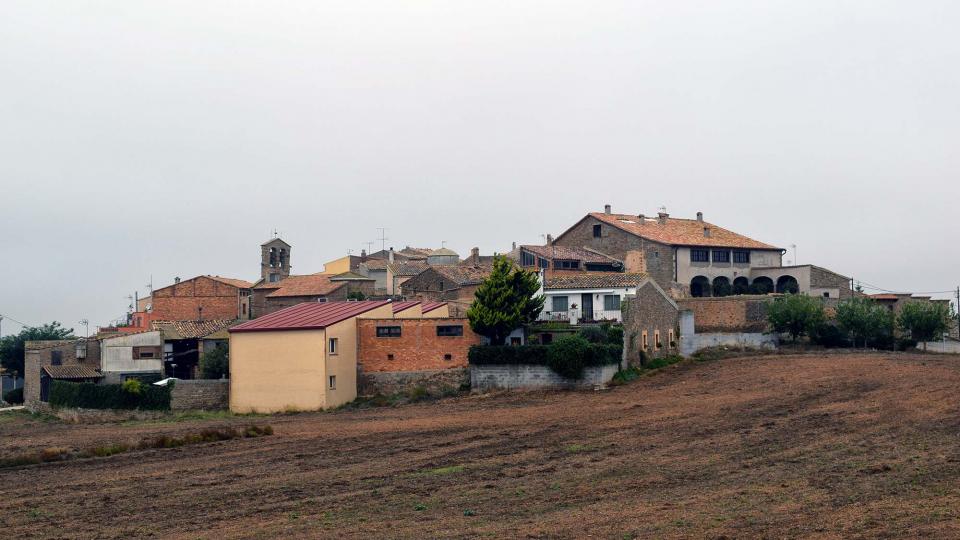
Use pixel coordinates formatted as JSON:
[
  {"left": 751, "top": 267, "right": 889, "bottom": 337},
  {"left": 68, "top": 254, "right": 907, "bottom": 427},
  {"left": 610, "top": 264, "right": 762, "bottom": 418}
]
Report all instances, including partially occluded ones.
[
  {"left": 621, "top": 279, "right": 682, "bottom": 364},
  {"left": 553, "top": 205, "right": 785, "bottom": 297},
  {"left": 357, "top": 318, "right": 480, "bottom": 373},
  {"left": 399, "top": 265, "right": 492, "bottom": 317},
  {"left": 251, "top": 273, "right": 376, "bottom": 317},
  {"left": 151, "top": 275, "right": 253, "bottom": 321},
  {"left": 24, "top": 339, "right": 102, "bottom": 403}
]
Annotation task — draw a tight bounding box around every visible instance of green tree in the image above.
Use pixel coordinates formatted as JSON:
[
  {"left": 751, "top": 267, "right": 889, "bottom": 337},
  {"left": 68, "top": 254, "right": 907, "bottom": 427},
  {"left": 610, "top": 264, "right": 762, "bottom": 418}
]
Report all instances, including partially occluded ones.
[
  {"left": 347, "top": 290, "right": 367, "bottom": 301},
  {"left": 467, "top": 256, "right": 545, "bottom": 345},
  {"left": 835, "top": 297, "right": 894, "bottom": 348},
  {"left": 766, "top": 295, "right": 825, "bottom": 342},
  {"left": 200, "top": 343, "right": 230, "bottom": 379},
  {"left": 0, "top": 322, "right": 74, "bottom": 377},
  {"left": 897, "top": 301, "right": 950, "bottom": 351}
]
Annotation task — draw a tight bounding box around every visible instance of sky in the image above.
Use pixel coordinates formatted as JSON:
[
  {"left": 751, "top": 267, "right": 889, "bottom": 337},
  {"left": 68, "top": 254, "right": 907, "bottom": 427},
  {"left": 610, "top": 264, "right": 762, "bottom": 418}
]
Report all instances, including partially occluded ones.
[{"left": 1, "top": 1, "right": 958, "bottom": 335}]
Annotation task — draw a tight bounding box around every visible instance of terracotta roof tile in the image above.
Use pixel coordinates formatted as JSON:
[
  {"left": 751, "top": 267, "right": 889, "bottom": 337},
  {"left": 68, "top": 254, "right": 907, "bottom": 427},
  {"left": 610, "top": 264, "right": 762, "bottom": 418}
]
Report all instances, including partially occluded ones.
[
  {"left": 583, "top": 213, "right": 780, "bottom": 250},
  {"left": 256, "top": 275, "right": 346, "bottom": 298},
  {"left": 544, "top": 272, "right": 648, "bottom": 290},
  {"left": 205, "top": 276, "right": 254, "bottom": 289},
  {"left": 432, "top": 265, "right": 493, "bottom": 286},
  {"left": 520, "top": 245, "right": 621, "bottom": 264},
  {"left": 42, "top": 365, "right": 103, "bottom": 379},
  {"left": 387, "top": 261, "right": 429, "bottom": 277},
  {"left": 360, "top": 259, "right": 391, "bottom": 271},
  {"left": 151, "top": 319, "right": 238, "bottom": 339},
  {"left": 230, "top": 301, "right": 390, "bottom": 332}
]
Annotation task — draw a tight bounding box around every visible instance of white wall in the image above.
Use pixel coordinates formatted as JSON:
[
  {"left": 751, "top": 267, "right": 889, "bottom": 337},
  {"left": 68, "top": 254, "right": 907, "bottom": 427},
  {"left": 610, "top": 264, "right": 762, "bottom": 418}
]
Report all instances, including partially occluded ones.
[
  {"left": 101, "top": 331, "right": 163, "bottom": 374},
  {"left": 676, "top": 247, "right": 783, "bottom": 286}
]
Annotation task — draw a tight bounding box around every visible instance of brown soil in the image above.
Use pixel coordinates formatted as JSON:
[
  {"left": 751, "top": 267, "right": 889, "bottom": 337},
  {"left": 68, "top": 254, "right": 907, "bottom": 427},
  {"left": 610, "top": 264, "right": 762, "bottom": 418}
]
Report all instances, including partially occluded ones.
[{"left": 3, "top": 352, "right": 960, "bottom": 539}]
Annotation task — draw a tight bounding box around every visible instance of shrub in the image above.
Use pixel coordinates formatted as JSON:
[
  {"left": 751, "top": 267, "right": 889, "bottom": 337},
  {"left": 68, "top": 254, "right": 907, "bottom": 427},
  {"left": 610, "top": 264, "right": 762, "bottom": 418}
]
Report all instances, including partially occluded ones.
[
  {"left": 3, "top": 387, "right": 23, "bottom": 404},
  {"left": 468, "top": 345, "right": 550, "bottom": 365},
  {"left": 810, "top": 322, "right": 850, "bottom": 348},
  {"left": 547, "top": 335, "right": 592, "bottom": 379},
  {"left": 469, "top": 341, "right": 622, "bottom": 379},
  {"left": 122, "top": 379, "right": 144, "bottom": 395},
  {"left": 200, "top": 343, "right": 229, "bottom": 379},
  {"left": 606, "top": 325, "right": 624, "bottom": 345},
  {"left": 578, "top": 326, "right": 607, "bottom": 344},
  {"left": 49, "top": 381, "right": 172, "bottom": 410}
]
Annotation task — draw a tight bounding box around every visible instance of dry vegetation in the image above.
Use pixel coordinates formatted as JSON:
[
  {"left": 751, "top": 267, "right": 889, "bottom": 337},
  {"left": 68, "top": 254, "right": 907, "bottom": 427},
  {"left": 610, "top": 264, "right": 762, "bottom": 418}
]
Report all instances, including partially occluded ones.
[{"left": 2, "top": 352, "right": 960, "bottom": 539}]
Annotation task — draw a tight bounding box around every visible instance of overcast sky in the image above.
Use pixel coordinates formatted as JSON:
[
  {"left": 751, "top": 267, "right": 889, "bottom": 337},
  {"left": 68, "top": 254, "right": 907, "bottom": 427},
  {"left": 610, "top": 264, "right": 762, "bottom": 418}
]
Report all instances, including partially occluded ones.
[{"left": 1, "top": 1, "right": 958, "bottom": 335}]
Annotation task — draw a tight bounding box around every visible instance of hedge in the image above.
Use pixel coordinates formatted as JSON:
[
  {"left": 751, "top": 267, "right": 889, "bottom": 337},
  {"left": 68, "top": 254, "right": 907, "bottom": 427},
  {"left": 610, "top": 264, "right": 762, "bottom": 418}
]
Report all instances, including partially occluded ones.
[
  {"left": 49, "top": 380, "right": 172, "bottom": 410},
  {"left": 468, "top": 341, "right": 622, "bottom": 380},
  {"left": 3, "top": 387, "right": 23, "bottom": 405}
]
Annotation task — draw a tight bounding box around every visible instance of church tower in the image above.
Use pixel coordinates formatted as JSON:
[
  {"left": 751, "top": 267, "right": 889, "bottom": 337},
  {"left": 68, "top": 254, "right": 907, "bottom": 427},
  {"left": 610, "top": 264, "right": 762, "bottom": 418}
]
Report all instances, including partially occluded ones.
[{"left": 261, "top": 237, "right": 291, "bottom": 283}]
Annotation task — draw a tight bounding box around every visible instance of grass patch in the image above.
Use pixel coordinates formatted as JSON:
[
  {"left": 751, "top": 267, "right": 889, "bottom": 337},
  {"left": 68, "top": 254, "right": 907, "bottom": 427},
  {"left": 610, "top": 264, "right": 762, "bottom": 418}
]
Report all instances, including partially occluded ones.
[
  {"left": 564, "top": 443, "right": 595, "bottom": 453},
  {"left": 611, "top": 355, "right": 685, "bottom": 386},
  {"left": 0, "top": 425, "right": 274, "bottom": 470},
  {"left": 422, "top": 465, "right": 465, "bottom": 475}
]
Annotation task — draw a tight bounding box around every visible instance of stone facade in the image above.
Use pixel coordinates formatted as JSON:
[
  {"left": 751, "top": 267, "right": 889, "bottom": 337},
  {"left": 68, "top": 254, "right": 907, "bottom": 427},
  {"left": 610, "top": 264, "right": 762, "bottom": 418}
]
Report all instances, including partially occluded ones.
[
  {"left": 553, "top": 215, "right": 674, "bottom": 286},
  {"left": 170, "top": 380, "right": 229, "bottom": 410},
  {"left": 358, "top": 368, "right": 469, "bottom": 396},
  {"left": 470, "top": 363, "right": 619, "bottom": 392},
  {"left": 621, "top": 280, "right": 681, "bottom": 365},
  {"left": 251, "top": 280, "right": 375, "bottom": 317},
  {"left": 676, "top": 296, "right": 770, "bottom": 333},
  {"left": 24, "top": 339, "right": 101, "bottom": 404},
  {"left": 152, "top": 276, "right": 248, "bottom": 321},
  {"left": 357, "top": 318, "right": 480, "bottom": 372}
]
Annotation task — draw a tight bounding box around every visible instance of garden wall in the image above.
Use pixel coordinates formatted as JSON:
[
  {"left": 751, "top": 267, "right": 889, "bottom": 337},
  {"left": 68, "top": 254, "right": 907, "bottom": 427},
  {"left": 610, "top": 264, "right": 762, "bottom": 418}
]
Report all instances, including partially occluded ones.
[
  {"left": 358, "top": 368, "right": 468, "bottom": 396},
  {"left": 470, "top": 364, "right": 619, "bottom": 392},
  {"left": 170, "top": 380, "right": 229, "bottom": 411}
]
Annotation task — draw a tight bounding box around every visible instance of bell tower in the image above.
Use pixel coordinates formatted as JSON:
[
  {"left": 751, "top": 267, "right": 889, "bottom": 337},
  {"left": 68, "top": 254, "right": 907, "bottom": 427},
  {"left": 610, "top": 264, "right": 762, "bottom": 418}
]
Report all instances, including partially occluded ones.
[{"left": 261, "top": 237, "right": 292, "bottom": 283}]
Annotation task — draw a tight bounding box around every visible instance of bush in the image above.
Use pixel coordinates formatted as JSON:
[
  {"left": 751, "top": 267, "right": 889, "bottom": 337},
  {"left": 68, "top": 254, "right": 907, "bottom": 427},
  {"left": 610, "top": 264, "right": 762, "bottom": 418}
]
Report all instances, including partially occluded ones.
[
  {"left": 578, "top": 326, "right": 607, "bottom": 344},
  {"left": 810, "top": 322, "right": 850, "bottom": 348},
  {"left": 606, "top": 325, "right": 624, "bottom": 345},
  {"left": 468, "top": 340, "right": 622, "bottom": 380},
  {"left": 547, "top": 335, "right": 593, "bottom": 379},
  {"left": 122, "top": 379, "right": 144, "bottom": 395},
  {"left": 200, "top": 343, "right": 229, "bottom": 379},
  {"left": 49, "top": 381, "right": 171, "bottom": 410},
  {"left": 3, "top": 387, "right": 23, "bottom": 404}
]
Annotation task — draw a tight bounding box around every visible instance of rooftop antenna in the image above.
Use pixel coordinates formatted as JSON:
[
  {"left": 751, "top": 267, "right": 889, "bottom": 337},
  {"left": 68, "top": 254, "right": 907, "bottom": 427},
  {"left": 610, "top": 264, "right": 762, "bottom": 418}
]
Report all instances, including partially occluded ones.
[
  {"left": 377, "top": 228, "right": 389, "bottom": 251},
  {"left": 363, "top": 241, "right": 374, "bottom": 254},
  {"left": 441, "top": 240, "right": 447, "bottom": 248}
]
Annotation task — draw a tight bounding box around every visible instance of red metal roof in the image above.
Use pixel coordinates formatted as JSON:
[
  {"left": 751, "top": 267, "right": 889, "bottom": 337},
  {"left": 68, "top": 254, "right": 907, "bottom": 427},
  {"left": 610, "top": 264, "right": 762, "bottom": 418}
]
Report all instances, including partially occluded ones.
[
  {"left": 421, "top": 301, "right": 447, "bottom": 314},
  {"left": 392, "top": 301, "right": 421, "bottom": 314},
  {"left": 229, "top": 301, "right": 390, "bottom": 333}
]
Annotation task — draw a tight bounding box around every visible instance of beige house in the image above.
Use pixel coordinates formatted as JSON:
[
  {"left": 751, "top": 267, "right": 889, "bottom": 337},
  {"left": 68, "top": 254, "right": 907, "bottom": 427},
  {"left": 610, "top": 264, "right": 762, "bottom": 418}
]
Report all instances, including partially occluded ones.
[{"left": 228, "top": 300, "right": 393, "bottom": 413}]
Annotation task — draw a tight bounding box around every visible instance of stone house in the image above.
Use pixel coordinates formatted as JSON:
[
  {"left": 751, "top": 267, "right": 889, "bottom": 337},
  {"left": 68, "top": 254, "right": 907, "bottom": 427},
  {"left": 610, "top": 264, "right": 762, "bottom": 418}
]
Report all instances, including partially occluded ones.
[
  {"left": 24, "top": 339, "right": 102, "bottom": 403},
  {"left": 399, "top": 265, "right": 492, "bottom": 317},
  {"left": 386, "top": 261, "right": 429, "bottom": 295},
  {"left": 508, "top": 244, "right": 624, "bottom": 273},
  {"left": 553, "top": 205, "right": 785, "bottom": 297},
  {"left": 251, "top": 273, "right": 376, "bottom": 317},
  {"left": 620, "top": 279, "right": 682, "bottom": 363},
  {"left": 749, "top": 264, "right": 852, "bottom": 302}
]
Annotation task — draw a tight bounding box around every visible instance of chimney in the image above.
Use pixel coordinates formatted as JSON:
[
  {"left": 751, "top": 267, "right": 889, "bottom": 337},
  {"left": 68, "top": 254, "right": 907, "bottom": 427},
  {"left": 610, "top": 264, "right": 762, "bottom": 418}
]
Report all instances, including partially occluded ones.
[
  {"left": 657, "top": 212, "right": 669, "bottom": 225},
  {"left": 546, "top": 234, "right": 554, "bottom": 246},
  {"left": 512, "top": 241, "right": 517, "bottom": 250},
  {"left": 360, "top": 249, "right": 367, "bottom": 262},
  {"left": 604, "top": 204, "right": 612, "bottom": 215},
  {"left": 388, "top": 247, "right": 395, "bottom": 263},
  {"left": 471, "top": 247, "right": 480, "bottom": 265},
  {"left": 174, "top": 277, "right": 181, "bottom": 284},
  {"left": 696, "top": 211, "right": 703, "bottom": 222}
]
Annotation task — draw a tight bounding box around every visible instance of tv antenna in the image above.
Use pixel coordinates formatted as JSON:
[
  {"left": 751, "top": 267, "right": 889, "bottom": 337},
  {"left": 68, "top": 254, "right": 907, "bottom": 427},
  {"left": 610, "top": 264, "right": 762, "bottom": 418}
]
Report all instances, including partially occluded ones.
[{"left": 377, "top": 228, "right": 389, "bottom": 251}]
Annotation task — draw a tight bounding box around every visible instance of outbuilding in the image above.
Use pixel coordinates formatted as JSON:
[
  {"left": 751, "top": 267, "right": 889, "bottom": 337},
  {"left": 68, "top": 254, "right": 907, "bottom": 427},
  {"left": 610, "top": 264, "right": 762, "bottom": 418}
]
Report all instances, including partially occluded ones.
[{"left": 228, "top": 300, "right": 392, "bottom": 413}]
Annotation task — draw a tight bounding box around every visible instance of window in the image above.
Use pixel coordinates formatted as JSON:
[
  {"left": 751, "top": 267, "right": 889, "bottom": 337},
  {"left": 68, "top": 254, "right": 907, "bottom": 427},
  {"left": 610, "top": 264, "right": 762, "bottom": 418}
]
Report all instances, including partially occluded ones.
[
  {"left": 823, "top": 292, "right": 830, "bottom": 298},
  {"left": 538, "top": 258, "right": 549, "bottom": 269},
  {"left": 133, "top": 346, "right": 160, "bottom": 360},
  {"left": 75, "top": 342, "right": 87, "bottom": 359},
  {"left": 328, "top": 375, "right": 336, "bottom": 389},
  {"left": 328, "top": 338, "right": 338, "bottom": 355},
  {"left": 444, "top": 353, "right": 453, "bottom": 361},
  {"left": 669, "top": 330, "right": 675, "bottom": 348},
  {"left": 376, "top": 326, "right": 402, "bottom": 338},
  {"left": 242, "top": 304, "right": 247, "bottom": 315},
  {"left": 437, "top": 325, "right": 463, "bottom": 337},
  {"left": 439, "top": 281, "right": 445, "bottom": 291},
  {"left": 712, "top": 250, "right": 730, "bottom": 263},
  {"left": 733, "top": 250, "right": 750, "bottom": 264},
  {"left": 690, "top": 249, "right": 709, "bottom": 263},
  {"left": 521, "top": 251, "right": 536, "bottom": 266},
  {"left": 556, "top": 260, "right": 580, "bottom": 270},
  {"left": 655, "top": 330, "right": 662, "bottom": 349},
  {"left": 510, "top": 337, "right": 522, "bottom": 346},
  {"left": 387, "top": 354, "right": 394, "bottom": 361},
  {"left": 269, "top": 273, "right": 280, "bottom": 283},
  {"left": 641, "top": 331, "right": 648, "bottom": 349},
  {"left": 552, "top": 296, "right": 568, "bottom": 312},
  {"left": 51, "top": 350, "right": 62, "bottom": 366},
  {"left": 593, "top": 224, "right": 602, "bottom": 238},
  {"left": 603, "top": 294, "right": 620, "bottom": 311}
]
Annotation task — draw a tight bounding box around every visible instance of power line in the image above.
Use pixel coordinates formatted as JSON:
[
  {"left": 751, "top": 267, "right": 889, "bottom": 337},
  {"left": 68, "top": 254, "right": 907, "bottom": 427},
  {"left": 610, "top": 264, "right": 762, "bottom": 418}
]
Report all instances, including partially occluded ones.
[
  {"left": 853, "top": 280, "right": 956, "bottom": 295},
  {"left": 0, "top": 313, "right": 33, "bottom": 328}
]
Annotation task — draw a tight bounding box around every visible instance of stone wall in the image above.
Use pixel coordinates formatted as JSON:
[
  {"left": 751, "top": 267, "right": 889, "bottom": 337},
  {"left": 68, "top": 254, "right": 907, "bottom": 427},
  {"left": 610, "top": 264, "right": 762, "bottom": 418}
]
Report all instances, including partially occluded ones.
[
  {"left": 358, "top": 318, "right": 480, "bottom": 372},
  {"left": 621, "top": 281, "right": 681, "bottom": 365},
  {"left": 358, "top": 368, "right": 469, "bottom": 396},
  {"left": 676, "top": 296, "right": 769, "bottom": 333},
  {"left": 24, "top": 339, "right": 101, "bottom": 404},
  {"left": 170, "top": 380, "right": 229, "bottom": 410},
  {"left": 470, "top": 363, "right": 619, "bottom": 392},
  {"left": 553, "top": 215, "right": 674, "bottom": 286},
  {"left": 810, "top": 266, "right": 853, "bottom": 300},
  {"left": 680, "top": 332, "right": 778, "bottom": 356}
]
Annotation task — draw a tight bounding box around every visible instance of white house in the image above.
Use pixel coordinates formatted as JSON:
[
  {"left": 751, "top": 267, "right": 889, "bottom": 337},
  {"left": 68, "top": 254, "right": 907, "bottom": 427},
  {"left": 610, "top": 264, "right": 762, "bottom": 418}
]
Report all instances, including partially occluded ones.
[
  {"left": 538, "top": 272, "right": 649, "bottom": 324},
  {"left": 100, "top": 330, "right": 164, "bottom": 383}
]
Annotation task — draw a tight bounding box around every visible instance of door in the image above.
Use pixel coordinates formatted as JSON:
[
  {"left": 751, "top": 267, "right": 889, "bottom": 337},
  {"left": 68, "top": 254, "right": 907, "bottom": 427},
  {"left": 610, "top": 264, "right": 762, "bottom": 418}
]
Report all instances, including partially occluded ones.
[{"left": 581, "top": 293, "right": 594, "bottom": 322}]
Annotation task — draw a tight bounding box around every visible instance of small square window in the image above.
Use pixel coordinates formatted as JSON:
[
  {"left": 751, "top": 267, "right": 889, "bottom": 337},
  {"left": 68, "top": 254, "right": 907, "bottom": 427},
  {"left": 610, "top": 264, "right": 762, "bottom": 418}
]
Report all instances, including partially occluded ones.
[
  {"left": 328, "top": 338, "right": 338, "bottom": 355},
  {"left": 328, "top": 375, "right": 336, "bottom": 389},
  {"left": 444, "top": 353, "right": 453, "bottom": 361},
  {"left": 387, "top": 353, "right": 394, "bottom": 361},
  {"left": 823, "top": 292, "right": 830, "bottom": 298}
]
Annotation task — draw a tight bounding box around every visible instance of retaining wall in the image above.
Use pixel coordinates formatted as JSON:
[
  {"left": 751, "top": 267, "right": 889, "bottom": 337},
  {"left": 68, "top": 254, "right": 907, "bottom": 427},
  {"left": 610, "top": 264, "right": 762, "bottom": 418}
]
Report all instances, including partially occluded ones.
[
  {"left": 170, "top": 380, "right": 229, "bottom": 410},
  {"left": 680, "top": 332, "right": 778, "bottom": 356},
  {"left": 358, "top": 368, "right": 468, "bottom": 396},
  {"left": 470, "top": 364, "right": 619, "bottom": 392}
]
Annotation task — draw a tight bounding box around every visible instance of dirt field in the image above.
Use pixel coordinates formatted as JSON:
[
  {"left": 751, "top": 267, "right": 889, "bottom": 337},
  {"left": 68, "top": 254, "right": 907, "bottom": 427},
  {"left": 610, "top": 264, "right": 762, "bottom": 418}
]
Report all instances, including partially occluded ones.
[{"left": 3, "top": 352, "right": 960, "bottom": 539}]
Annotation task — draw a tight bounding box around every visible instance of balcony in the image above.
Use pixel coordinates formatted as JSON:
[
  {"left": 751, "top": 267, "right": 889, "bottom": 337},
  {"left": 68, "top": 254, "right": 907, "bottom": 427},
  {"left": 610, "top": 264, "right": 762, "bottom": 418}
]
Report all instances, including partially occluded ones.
[{"left": 537, "top": 309, "right": 622, "bottom": 325}]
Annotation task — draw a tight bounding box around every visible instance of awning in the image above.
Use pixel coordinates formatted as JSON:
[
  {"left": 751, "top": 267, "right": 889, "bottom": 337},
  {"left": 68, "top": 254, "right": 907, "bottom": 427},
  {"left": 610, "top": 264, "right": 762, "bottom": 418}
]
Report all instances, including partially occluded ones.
[{"left": 41, "top": 365, "right": 103, "bottom": 380}]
